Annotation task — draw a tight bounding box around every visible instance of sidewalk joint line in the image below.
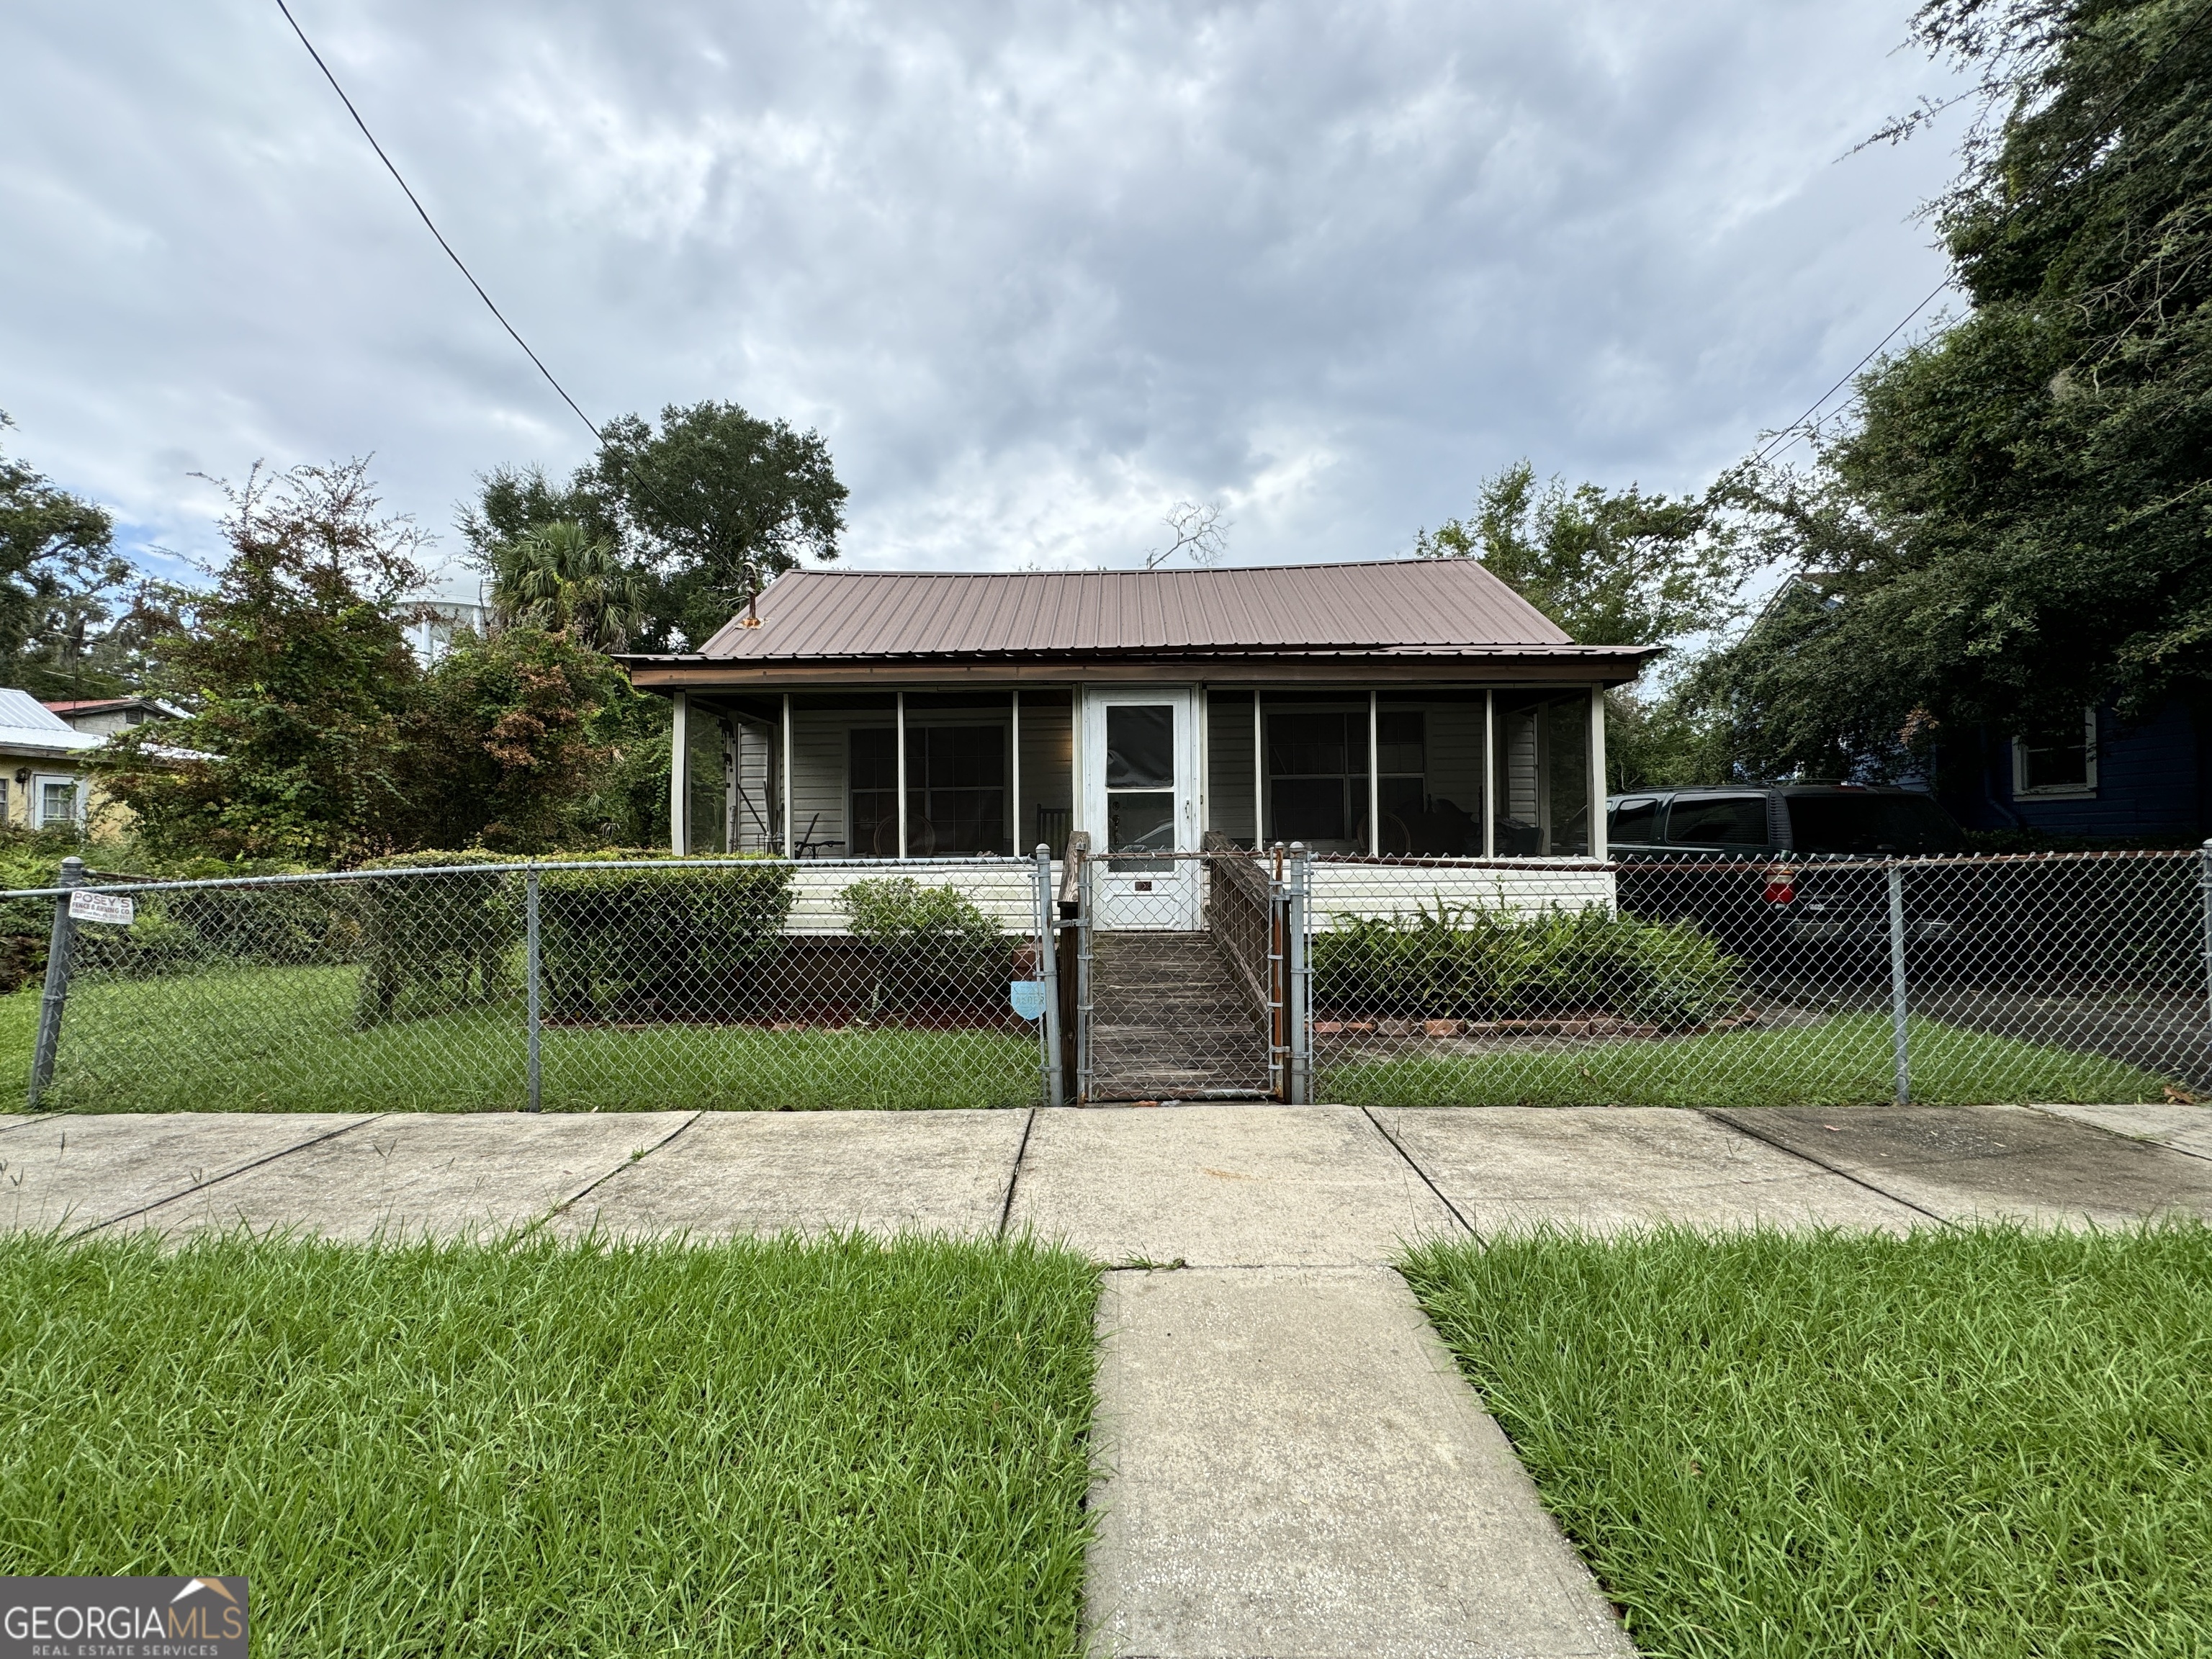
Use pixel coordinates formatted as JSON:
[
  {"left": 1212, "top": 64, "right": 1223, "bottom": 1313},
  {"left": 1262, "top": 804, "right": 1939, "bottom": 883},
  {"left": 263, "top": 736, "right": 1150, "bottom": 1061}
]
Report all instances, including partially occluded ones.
[
  {"left": 1699, "top": 1110, "right": 1957, "bottom": 1229},
  {"left": 997, "top": 1106, "right": 1038, "bottom": 1238},
  {"left": 540, "top": 1110, "right": 703, "bottom": 1226},
  {"left": 2020, "top": 1102, "right": 2212, "bottom": 1165},
  {"left": 72, "top": 1112, "right": 390, "bottom": 1238},
  {"left": 1359, "top": 1106, "right": 1478, "bottom": 1241}
]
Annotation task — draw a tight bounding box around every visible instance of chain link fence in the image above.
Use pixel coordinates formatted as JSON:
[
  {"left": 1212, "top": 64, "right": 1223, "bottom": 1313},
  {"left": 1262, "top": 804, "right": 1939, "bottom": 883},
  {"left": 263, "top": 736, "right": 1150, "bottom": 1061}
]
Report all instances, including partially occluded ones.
[
  {"left": 13, "top": 845, "right": 2206, "bottom": 1114},
  {"left": 17, "top": 855, "right": 1060, "bottom": 1113},
  {"left": 1302, "top": 847, "right": 2211, "bottom": 1107}
]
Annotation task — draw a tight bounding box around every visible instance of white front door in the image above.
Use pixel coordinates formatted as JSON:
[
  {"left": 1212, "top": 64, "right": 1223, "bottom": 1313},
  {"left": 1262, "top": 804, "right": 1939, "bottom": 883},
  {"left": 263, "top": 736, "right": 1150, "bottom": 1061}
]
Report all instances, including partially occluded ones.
[{"left": 1081, "top": 686, "right": 1200, "bottom": 930}]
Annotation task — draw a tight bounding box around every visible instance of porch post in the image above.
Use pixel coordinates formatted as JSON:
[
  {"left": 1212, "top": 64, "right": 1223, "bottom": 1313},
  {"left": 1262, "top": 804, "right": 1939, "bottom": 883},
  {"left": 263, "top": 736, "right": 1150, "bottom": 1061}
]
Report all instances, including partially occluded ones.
[
  {"left": 1367, "top": 689, "right": 1381, "bottom": 856},
  {"left": 1588, "top": 684, "right": 1609, "bottom": 860},
  {"left": 1252, "top": 691, "right": 1264, "bottom": 849},
  {"left": 896, "top": 690, "right": 909, "bottom": 860},
  {"left": 781, "top": 693, "right": 794, "bottom": 857},
  {"left": 670, "top": 691, "right": 690, "bottom": 855},
  {"left": 1482, "top": 690, "right": 1495, "bottom": 858},
  {"left": 1011, "top": 688, "right": 1022, "bottom": 857},
  {"left": 722, "top": 716, "right": 738, "bottom": 853}
]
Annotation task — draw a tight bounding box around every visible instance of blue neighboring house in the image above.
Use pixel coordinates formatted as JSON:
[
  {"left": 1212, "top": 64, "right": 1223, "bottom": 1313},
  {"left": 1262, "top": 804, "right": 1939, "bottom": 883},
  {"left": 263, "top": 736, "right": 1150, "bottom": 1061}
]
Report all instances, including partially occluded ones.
[{"left": 1933, "top": 698, "right": 2208, "bottom": 843}]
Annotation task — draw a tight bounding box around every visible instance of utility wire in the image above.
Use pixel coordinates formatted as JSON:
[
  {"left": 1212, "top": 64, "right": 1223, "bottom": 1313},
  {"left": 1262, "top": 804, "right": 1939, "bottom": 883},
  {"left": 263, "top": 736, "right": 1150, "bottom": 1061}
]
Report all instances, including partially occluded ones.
[
  {"left": 1751, "top": 0, "right": 2212, "bottom": 466},
  {"left": 274, "top": 0, "right": 603, "bottom": 444}
]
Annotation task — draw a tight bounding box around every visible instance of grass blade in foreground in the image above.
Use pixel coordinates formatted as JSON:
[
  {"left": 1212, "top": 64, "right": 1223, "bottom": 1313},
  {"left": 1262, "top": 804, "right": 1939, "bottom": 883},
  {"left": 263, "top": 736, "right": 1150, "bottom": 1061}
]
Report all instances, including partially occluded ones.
[
  {"left": 0, "top": 1232, "right": 1098, "bottom": 1658},
  {"left": 1403, "top": 1224, "right": 2212, "bottom": 1659}
]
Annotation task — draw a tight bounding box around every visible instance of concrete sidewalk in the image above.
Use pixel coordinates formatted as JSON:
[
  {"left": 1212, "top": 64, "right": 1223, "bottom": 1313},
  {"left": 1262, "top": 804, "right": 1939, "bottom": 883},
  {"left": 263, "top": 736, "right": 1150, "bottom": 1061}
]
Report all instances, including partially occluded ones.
[{"left": 5, "top": 1097, "right": 2210, "bottom": 1659}]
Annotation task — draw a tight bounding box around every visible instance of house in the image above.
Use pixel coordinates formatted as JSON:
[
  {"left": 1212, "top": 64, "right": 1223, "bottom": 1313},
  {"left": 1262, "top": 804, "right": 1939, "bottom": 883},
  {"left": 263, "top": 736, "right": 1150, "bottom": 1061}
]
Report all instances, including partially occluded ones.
[
  {"left": 1933, "top": 700, "right": 2211, "bottom": 843},
  {"left": 43, "top": 696, "right": 183, "bottom": 739},
  {"left": 616, "top": 560, "right": 1655, "bottom": 923},
  {"left": 0, "top": 690, "right": 106, "bottom": 831}
]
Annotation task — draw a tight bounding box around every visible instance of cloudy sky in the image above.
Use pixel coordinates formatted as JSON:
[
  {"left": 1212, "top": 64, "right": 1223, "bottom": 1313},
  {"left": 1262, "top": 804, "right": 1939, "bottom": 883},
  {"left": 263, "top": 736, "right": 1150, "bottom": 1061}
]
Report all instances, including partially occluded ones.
[{"left": 2, "top": 1, "right": 1972, "bottom": 596}]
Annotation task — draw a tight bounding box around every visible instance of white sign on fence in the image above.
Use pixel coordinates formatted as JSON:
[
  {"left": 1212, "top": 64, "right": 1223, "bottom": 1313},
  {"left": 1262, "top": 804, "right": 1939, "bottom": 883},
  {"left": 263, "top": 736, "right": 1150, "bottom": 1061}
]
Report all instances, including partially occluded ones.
[
  {"left": 69, "top": 889, "right": 135, "bottom": 926},
  {"left": 1009, "top": 979, "right": 1048, "bottom": 1022}
]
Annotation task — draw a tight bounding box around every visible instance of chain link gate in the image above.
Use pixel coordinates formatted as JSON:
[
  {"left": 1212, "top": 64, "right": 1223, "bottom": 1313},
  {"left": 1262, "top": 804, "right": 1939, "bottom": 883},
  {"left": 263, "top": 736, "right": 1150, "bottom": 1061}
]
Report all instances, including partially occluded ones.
[{"left": 1068, "top": 837, "right": 1310, "bottom": 1103}]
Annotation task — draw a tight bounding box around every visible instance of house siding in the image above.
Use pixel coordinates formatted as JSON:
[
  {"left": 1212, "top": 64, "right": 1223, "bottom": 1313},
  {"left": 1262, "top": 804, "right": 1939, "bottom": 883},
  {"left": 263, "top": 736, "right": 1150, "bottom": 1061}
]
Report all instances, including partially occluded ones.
[{"left": 1938, "top": 700, "right": 2204, "bottom": 842}]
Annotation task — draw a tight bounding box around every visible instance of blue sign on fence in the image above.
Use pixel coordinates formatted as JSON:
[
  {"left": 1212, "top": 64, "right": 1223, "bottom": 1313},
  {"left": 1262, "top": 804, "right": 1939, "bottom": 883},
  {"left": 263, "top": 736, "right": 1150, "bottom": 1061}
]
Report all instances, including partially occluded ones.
[{"left": 1009, "top": 979, "right": 1048, "bottom": 1022}]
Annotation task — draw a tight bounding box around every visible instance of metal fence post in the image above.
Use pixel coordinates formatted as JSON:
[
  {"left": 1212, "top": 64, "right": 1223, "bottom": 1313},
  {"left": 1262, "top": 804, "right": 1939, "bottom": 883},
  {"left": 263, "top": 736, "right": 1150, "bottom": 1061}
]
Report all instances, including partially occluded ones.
[
  {"left": 524, "top": 866, "right": 542, "bottom": 1113},
  {"left": 1075, "top": 849, "right": 1094, "bottom": 1105},
  {"left": 1287, "top": 841, "right": 1312, "bottom": 1105},
  {"left": 1886, "top": 859, "right": 1910, "bottom": 1105},
  {"left": 1034, "top": 844, "right": 1064, "bottom": 1107},
  {"left": 1267, "top": 842, "right": 1287, "bottom": 1101},
  {"left": 28, "top": 855, "right": 84, "bottom": 1110},
  {"left": 2199, "top": 841, "right": 2212, "bottom": 1048}
]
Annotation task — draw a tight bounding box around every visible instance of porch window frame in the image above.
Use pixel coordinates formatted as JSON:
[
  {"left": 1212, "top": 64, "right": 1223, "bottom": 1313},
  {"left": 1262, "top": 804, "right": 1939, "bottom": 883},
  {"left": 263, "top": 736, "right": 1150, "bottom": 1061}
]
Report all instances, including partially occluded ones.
[
  {"left": 849, "top": 714, "right": 1014, "bottom": 859},
  {"left": 1259, "top": 699, "right": 1426, "bottom": 853}
]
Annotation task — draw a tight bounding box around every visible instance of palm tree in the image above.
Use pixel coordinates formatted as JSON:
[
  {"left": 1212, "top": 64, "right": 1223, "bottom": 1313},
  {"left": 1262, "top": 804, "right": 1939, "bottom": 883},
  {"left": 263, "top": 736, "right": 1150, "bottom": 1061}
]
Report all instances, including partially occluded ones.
[{"left": 490, "top": 521, "right": 648, "bottom": 652}]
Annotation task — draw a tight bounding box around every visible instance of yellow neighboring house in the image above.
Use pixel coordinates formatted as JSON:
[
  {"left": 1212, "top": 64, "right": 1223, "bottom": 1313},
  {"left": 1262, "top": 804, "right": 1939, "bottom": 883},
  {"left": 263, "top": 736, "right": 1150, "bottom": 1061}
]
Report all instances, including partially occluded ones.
[{"left": 0, "top": 688, "right": 112, "bottom": 836}]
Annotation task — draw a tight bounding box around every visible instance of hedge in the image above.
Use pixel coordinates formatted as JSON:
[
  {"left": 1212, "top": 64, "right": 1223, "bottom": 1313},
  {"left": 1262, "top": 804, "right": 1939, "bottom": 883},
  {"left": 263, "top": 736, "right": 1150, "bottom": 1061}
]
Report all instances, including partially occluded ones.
[
  {"left": 1313, "top": 901, "right": 1743, "bottom": 1031},
  {"left": 539, "top": 856, "right": 794, "bottom": 1021}
]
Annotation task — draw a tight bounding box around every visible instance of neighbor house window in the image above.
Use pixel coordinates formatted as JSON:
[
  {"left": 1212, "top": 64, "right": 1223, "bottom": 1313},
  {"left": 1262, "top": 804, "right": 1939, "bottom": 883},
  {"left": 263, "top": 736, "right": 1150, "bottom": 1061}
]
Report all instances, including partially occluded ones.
[
  {"left": 1265, "top": 710, "right": 1423, "bottom": 850},
  {"left": 2013, "top": 710, "right": 2098, "bottom": 798},
  {"left": 34, "top": 776, "right": 78, "bottom": 829},
  {"left": 850, "top": 726, "right": 1007, "bottom": 856}
]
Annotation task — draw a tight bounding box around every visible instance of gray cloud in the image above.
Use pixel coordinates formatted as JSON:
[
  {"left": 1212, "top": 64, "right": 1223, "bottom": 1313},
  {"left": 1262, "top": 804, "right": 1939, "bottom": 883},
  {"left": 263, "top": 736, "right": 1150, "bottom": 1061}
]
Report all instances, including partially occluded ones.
[{"left": 1, "top": 0, "right": 1971, "bottom": 589}]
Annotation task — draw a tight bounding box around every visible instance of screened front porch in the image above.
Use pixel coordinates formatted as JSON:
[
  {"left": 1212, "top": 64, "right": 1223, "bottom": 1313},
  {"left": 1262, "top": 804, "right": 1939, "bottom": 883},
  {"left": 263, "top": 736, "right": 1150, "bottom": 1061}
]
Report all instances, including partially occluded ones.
[{"left": 668, "top": 684, "right": 1606, "bottom": 863}]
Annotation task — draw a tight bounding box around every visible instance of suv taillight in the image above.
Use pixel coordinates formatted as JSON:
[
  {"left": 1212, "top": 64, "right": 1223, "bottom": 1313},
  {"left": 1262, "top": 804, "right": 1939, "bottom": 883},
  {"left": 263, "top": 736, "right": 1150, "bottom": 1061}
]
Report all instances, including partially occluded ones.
[{"left": 1762, "top": 866, "right": 1797, "bottom": 904}]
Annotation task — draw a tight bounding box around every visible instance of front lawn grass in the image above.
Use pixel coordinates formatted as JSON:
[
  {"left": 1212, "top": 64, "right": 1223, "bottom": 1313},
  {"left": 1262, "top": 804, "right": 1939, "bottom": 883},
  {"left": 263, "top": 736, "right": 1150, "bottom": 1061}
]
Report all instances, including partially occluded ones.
[
  {"left": 1327, "top": 1012, "right": 2165, "bottom": 1106},
  {"left": 1403, "top": 1224, "right": 2212, "bottom": 1659},
  {"left": 0, "top": 1231, "right": 1099, "bottom": 1658},
  {"left": 0, "top": 966, "right": 1042, "bottom": 1112}
]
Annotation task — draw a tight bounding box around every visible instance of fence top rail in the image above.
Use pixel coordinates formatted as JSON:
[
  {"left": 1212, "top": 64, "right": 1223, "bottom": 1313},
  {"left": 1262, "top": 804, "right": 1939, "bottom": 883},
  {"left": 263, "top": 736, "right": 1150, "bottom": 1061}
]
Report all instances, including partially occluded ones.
[
  {"left": 1317, "top": 848, "right": 2206, "bottom": 874},
  {"left": 5, "top": 842, "right": 2195, "bottom": 903},
  {"left": 0, "top": 852, "right": 1045, "bottom": 902}
]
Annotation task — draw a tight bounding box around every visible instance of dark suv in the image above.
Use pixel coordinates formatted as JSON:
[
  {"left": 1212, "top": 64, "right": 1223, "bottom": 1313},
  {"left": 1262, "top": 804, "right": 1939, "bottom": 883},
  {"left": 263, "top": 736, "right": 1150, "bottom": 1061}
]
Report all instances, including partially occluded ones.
[{"left": 1606, "top": 784, "right": 1971, "bottom": 964}]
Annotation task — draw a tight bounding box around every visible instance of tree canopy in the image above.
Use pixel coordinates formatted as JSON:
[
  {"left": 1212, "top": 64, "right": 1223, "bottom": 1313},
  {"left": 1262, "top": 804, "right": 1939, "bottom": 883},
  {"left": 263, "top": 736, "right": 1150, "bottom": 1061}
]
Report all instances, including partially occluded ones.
[
  {"left": 1695, "top": 0, "right": 2212, "bottom": 778},
  {"left": 0, "top": 415, "right": 167, "bottom": 701},
  {"left": 1416, "top": 460, "right": 1750, "bottom": 652},
  {"left": 106, "top": 461, "right": 626, "bottom": 860},
  {"left": 467, "top": 400, "right": 848, "bottom": 652}
]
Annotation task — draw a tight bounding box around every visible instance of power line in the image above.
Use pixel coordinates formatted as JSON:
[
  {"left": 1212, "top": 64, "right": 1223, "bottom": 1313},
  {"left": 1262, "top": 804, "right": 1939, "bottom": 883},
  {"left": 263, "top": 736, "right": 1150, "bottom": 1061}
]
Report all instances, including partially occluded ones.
[
  {"left": 1751, "top": 0, "right": 2212, "bottom": 467},
  {"left": 274, "top": 0, "right": 603, "bottom": 444},
  {"left": 1750, "top": 278, "right": 1955, "bottom": 464}
]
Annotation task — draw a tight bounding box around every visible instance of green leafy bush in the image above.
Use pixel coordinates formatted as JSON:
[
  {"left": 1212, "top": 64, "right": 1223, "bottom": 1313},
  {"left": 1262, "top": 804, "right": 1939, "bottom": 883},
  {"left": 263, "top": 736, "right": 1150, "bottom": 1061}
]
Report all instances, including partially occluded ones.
[
  {"left": 354, "top": 851, "right": 521, "bottom": 1027},
  {"left": 540, "top": 856, "right": 793, "bottom": 1021},
  {"left": 0, "top": 837, "right": 353, "bottom": 990},
  {"left": 1313, "top": 901, "right": 1741, "bottom": 1030},
  {"left": 842, "top": 878, "right": 1014, "bottom": 1011}
]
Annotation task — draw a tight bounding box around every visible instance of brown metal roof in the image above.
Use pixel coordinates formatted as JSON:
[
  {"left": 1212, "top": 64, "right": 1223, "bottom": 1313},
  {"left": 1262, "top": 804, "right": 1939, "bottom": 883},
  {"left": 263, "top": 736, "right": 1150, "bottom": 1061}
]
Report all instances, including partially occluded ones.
[{"left": 648, "top": 560, "right": 1635, "bottom": 664}]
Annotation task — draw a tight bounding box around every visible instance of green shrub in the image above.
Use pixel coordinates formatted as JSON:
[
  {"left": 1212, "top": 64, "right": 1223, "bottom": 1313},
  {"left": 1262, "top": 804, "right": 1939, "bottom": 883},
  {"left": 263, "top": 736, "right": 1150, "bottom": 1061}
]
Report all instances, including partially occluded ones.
[
  {"left": 540, "top": 855, "right": 793, "bottom": 1021},
  {"left": 842, "top": 878, "right": 1015, "bottom": 1011},
  {"left": 354, "top": 851, "right": 523, "bottom": 1027},
  {"left": 1313, "top": 901, "right": 1741, "bottom": 1030},
  {"left": 0, "top": 839, "right": 354, "bottom": 989}
]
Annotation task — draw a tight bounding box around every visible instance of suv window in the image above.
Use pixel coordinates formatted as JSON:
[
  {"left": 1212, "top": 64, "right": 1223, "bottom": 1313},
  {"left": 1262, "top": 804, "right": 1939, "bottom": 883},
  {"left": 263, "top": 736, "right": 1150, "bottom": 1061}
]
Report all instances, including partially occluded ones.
[
  {"left": 1608, "top": 797, "right": 1658, "bottom": 843},
  {"left": 1786, "top": 793, "right": 1963, "bottom": 854},
  {"left": 1664, "top": 794, "right": 1768, "bottom": 846}
]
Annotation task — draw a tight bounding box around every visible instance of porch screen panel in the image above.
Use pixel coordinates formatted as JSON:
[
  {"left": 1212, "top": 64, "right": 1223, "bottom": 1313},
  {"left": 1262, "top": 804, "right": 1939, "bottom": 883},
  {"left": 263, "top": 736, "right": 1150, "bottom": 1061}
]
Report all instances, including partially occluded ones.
[
  {"left": 909, "top": 725, "right": 1008, "bottom": 855},
  {"left": 1265, "top": 709, "right": 1425, "bottom": 852},
  {"left": 850, "top": 728, "right": 899, "bottom": 856},
  {"left": 1491, "top": 691, "right": 1591, "bottom": 856},
  {"left": 850, "top": 724, "right": 1009, "bottom": 856}
]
